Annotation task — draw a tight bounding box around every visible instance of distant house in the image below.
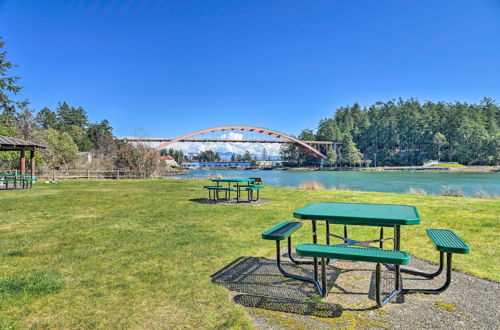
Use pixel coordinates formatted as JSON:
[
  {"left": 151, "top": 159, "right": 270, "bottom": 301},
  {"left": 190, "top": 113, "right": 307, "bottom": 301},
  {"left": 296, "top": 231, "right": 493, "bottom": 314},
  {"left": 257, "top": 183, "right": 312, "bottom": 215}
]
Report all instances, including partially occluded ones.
[{"left": 160, "top": 156, "right": 178, "bottom": 167}]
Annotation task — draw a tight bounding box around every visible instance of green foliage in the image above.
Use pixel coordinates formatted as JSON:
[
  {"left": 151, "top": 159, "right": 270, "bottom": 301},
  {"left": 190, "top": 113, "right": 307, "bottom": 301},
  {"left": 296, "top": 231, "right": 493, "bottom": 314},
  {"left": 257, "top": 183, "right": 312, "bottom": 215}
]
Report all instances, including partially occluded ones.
[
  {"left": 340, "top": 136, "right": 362, "bottom": 166},
  {"left": 35, "top": 107, "right": 57, "bottom": 129},
  {"left": 326, "top": 146, "right": 337, "bottom": 166},
  {"left": 198, "top": 149, "right": 221, "bottom": 162},
  {"left": 36, "top": 128, "right": 79, "bottom": 167},
  {"left": 55, "top": 102, "right": 89, "bottom": 131},
  {"left": 0, "top": 37, "right": 23, "bottom": 120},
  {"left": 311, "top": 98, "right": 500, "bottom": 166},
  {"left": 160, "top": 148, "right": 188, "bottom": 164}
]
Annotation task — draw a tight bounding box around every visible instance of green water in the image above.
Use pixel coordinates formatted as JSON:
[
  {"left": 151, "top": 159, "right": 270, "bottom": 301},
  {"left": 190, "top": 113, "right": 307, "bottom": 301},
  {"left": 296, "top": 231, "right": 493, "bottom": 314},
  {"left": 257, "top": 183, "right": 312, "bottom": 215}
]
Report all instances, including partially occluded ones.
[{"left": 187, "top": 169, "right": 500, "bottom": 197}]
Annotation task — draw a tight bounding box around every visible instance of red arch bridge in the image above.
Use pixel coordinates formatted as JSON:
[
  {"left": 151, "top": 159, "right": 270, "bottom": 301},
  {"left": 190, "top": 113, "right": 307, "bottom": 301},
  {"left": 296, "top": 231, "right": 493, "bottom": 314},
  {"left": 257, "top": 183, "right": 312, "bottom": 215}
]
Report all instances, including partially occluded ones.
[{"left": 124, "top": 125, "right": 342, "bottom": 160}]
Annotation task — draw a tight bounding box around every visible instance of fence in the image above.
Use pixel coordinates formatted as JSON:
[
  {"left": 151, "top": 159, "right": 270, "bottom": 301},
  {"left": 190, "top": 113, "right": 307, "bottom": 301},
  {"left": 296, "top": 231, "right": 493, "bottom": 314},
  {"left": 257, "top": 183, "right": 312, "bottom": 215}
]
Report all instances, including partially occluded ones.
[{"left": 2, "top": 169, "right": 186, "bottom": 180}]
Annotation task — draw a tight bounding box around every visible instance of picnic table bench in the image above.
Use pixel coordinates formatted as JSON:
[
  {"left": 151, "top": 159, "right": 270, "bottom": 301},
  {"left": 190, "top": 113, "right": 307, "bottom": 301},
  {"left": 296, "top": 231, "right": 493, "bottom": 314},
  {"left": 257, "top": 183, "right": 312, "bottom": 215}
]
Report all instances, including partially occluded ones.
[{"left": 203, "top": 185, "right": 234, "bottom": 202}]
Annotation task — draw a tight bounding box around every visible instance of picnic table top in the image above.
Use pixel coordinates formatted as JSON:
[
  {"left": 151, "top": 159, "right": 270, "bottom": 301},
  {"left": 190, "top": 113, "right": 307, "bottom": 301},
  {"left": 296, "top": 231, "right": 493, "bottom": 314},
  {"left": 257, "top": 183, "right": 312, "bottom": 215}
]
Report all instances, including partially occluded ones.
[
  {"left": 293, "top": 202, "right": 420, "bottom": 226},
  {"left": 211, "top": 178, "right": 254, "bottom": 183}
]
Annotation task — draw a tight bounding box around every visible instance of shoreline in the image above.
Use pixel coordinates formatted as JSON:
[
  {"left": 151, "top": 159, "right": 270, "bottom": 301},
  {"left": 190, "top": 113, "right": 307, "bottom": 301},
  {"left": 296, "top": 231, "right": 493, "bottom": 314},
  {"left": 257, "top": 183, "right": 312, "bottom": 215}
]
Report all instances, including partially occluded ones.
[{"left": 189, "top": 166, "right": 500, "bottom": 173}]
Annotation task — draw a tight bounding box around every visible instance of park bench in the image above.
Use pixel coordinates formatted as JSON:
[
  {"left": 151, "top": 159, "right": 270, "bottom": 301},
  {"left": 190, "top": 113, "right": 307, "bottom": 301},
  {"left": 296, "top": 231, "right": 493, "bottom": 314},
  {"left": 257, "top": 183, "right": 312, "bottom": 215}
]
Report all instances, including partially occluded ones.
[
  {"left": 296, "top": 244, "right": 409, "bottom": 304},
  {"left": 401, "top": 229, "right": 469, "bottom": 295},
  {"left": 203, "top": 185, "right": 234, "bottom": 202}
]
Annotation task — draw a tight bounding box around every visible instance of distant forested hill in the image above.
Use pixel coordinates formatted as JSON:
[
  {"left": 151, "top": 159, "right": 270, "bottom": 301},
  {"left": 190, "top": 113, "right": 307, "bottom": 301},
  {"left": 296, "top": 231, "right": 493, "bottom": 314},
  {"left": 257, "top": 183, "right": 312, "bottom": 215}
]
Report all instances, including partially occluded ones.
[{"left": 281, "top": 98, "right": 500, "bottom": 166}]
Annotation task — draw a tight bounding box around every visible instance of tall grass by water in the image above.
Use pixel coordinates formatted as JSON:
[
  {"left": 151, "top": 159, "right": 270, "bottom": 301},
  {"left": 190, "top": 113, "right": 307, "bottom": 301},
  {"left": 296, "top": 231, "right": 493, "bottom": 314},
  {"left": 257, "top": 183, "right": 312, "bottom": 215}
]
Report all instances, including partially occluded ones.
[{"left": 298, "top": 181, "right": 352, "bottom": 191}]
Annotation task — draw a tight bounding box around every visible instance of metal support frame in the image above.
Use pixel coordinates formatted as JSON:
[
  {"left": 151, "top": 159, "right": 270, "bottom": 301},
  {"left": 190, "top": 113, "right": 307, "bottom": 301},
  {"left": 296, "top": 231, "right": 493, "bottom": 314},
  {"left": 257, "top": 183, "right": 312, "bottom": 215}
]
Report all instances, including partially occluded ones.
[
  {"left": 287, "top": 236, "right": 319, "bottom": 265},
  {"left": 400, "top": 251, "right": 444, "bottom": 278},
  {"left": 275, "top": 240, "right": 327, "bottom": 297},
  {"left": 247, "top": 188, "right": 259, "bottom": 202},
  {"left": 375, "top": 263, "right": 402, "bottom": 306},
  {"left": 402, "top": 253, "right": 452, "bottom": 294},
  {"left": 207, "top": 188, "right": 230, "bottom": 203}
]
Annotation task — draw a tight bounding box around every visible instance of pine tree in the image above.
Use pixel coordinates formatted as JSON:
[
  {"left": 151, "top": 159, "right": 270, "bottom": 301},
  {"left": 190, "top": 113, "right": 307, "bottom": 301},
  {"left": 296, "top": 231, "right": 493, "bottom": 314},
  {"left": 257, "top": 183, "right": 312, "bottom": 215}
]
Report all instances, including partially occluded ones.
[
  {"left": 326, "top": 146, "right": 337, "bottom": 167},
  {"left": 341, "top": 136, "right": 362, "bottom": 167}
]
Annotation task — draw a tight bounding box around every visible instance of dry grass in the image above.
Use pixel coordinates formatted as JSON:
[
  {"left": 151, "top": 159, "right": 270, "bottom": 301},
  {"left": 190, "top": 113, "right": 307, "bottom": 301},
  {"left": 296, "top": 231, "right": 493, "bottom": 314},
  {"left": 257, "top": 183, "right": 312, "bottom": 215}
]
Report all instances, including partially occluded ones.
[
  {"left": 442, "top": 185, "right": 465, "bottom": 197},
  {"left": 407, "top": 187, "right": 427, "bottom": 195},
  {"left": 330, "top": 184, "right": 352, "bottom": 191},
  {"left": 298, "top": 181, "right": 326, "bottom": 190}
]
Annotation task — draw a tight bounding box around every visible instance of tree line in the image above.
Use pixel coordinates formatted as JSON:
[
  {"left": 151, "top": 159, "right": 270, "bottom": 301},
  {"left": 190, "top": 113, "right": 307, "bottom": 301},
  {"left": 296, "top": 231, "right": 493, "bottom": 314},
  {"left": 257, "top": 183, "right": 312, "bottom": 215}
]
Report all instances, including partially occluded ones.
[{"left": 281, "top": 98, "right": 500, "bottom": 166}]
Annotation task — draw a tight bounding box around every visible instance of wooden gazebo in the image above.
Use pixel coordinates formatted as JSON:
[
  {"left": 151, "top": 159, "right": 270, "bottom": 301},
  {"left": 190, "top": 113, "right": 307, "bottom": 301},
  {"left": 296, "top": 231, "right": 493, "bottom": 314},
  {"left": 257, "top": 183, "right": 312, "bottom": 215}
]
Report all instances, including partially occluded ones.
[{"left": 0, "top": 135, "right": 46, "bottom": 178}]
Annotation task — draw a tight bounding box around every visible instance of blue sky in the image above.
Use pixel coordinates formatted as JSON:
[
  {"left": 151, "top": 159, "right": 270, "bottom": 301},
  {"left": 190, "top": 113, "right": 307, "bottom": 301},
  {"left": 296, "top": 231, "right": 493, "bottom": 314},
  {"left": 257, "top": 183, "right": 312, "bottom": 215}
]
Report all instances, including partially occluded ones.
[{"left": 1, "top": 0, "right": 499, "bottom": 138}]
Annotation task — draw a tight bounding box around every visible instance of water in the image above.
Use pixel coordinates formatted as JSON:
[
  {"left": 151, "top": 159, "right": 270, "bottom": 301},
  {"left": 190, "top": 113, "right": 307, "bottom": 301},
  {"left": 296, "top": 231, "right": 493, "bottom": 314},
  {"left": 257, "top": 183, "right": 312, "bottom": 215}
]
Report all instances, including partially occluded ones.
[{"left": 185, "top": 169, "right": 500, "bottom": 197}]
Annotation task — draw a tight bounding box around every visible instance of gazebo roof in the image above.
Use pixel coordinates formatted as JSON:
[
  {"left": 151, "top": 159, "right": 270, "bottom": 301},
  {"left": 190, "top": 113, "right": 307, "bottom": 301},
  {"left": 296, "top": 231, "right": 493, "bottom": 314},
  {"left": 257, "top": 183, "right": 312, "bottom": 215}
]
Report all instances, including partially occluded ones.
[{"left": 0, "top": 135, "right": 47, "bottom": 151}]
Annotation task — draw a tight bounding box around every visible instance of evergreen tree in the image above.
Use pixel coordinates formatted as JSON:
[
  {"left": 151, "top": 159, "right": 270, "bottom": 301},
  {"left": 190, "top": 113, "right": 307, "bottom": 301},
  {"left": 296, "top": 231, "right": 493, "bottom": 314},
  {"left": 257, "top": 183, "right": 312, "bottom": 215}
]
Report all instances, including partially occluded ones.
[
  {"left": 36, "top": 107, "right": 57, "bottom": 129},
  {"left": 340, "top": 136, "right": 362, "bottom": 167},
  {"left": 326, "top": 146, "right": 337, "bottom": 167},
  {"left": 0, "top": 37, "right": 23, "bottom": 136},
  {"left": 432, "top": 132, "right": 447, "bottom": 161}
]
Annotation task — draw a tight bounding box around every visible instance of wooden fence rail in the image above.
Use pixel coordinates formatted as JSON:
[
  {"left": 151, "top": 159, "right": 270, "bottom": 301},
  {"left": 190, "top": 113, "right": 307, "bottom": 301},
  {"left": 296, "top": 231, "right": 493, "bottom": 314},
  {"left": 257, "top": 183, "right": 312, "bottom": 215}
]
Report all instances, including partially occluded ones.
[{"left": 1, "top": 169, "right": 186, "bottom": 180}]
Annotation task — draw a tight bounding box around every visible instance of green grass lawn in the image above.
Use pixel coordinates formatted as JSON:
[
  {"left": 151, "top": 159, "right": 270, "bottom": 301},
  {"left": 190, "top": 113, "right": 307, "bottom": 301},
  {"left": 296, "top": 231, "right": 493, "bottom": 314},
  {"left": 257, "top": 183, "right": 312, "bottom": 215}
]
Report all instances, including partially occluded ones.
[{"left": 0, "top": 180, "right": 498, "bottom": 328}]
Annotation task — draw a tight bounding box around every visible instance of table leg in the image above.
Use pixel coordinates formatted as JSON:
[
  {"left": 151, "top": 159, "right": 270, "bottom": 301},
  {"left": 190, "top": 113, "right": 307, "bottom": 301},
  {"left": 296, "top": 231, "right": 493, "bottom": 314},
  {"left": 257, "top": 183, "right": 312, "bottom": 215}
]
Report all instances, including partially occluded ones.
[
  {"left": 325, "top": 221, "right": 330, "bottom": 263},
  {"left": 380, "top": 227, "right": 384, "bottom": 249},
  {"left": 394, "top": 225, "right": 401, "bottom": 291},
  {"left": 312, "top": 220, "right": 318, "bottom": 281}
]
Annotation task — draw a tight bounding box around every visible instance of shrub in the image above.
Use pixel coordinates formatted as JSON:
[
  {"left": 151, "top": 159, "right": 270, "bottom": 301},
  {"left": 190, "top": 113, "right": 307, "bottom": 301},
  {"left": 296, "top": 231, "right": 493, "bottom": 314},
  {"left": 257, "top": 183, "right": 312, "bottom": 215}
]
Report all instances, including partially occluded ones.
[
  {"left": 442, "top": 186, "right": 465, "bottom": 197},
  {"left": 474, "top": 189, "right": 490, "bottom": 199},
  {"left": 298, "top": 181, "right": 325, "bottom": 190},
  {"left": 407, "top": 187, "right": 427, "bottom": 195}
]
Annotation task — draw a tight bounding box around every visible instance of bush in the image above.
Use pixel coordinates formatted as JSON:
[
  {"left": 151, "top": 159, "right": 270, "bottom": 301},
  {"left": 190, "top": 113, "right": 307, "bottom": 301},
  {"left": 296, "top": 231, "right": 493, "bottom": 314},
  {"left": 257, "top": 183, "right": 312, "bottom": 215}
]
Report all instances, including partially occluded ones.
[
  {"left": 114, "top": 144, "right": 161, "bottom": 178},
  {"left": 298, "top": 181, "right": 325, "bottom": 190},
  {"left": 407, "top": 187, "right": 427, "bottom": 195},
  {"left": 442, "top": 186, "right": 465, "bottom": 197}
]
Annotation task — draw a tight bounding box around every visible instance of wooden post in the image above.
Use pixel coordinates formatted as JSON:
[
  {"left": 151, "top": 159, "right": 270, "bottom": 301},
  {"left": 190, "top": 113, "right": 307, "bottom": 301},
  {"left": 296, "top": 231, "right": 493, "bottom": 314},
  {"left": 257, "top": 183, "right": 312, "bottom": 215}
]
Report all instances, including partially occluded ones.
[
  {"left": 20, "top": 149, "right": 26, "bottom": 175},
  {"left": 30, "top": 150, "right": 35, "bottom": 179},
  {"left": 87, "top": 169, "right": 90, "bottom": 179},
  {"left": 52, "top": 169, "right": 55, "bottom": 181}
]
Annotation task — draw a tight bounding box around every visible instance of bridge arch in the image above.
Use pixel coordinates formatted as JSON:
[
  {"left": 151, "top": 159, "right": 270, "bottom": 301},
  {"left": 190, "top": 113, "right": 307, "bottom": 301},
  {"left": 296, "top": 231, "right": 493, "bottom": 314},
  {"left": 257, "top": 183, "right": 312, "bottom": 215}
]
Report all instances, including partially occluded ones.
[{"left": 153, "top": 125, "right": 327, "bottom": 159}]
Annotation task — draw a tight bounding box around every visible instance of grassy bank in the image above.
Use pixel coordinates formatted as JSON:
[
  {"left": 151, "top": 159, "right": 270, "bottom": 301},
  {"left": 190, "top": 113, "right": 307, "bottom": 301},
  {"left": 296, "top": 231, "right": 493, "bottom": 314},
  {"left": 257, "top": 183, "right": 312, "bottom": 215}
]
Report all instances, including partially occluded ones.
[{"left": 0, "top": 180, "right": 498, "bottom": 328}]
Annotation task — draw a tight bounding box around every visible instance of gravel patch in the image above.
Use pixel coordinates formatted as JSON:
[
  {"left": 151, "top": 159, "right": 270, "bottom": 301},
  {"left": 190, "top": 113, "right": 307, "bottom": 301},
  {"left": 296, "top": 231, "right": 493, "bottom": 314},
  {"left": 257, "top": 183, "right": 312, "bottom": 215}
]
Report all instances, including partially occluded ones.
[{"left": 212, "top": 249, "right": 499, "bottom": 329}]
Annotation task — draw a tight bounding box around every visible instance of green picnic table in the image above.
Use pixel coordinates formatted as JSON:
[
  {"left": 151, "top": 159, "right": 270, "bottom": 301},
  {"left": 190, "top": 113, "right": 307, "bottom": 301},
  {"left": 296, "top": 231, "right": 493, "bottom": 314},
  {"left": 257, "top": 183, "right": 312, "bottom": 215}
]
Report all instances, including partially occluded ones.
[{"left": 262, "top": 202, "right": 470, "bottom": 306}]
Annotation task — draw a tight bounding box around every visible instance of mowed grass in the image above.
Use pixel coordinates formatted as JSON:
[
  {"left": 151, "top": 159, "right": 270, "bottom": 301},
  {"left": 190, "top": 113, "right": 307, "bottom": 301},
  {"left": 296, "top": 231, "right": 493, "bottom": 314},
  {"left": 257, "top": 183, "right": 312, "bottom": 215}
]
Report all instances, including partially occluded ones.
[{"left": 0, "top": 179, "right": 498, "bottom": 328}]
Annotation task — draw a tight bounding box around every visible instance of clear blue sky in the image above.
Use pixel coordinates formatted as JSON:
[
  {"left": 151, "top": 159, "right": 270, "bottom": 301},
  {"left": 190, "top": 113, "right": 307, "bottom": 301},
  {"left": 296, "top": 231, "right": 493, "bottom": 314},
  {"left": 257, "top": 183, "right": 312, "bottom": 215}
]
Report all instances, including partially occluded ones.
[{"left": 1, "top": 0, "right": 499, "bottom": 138}]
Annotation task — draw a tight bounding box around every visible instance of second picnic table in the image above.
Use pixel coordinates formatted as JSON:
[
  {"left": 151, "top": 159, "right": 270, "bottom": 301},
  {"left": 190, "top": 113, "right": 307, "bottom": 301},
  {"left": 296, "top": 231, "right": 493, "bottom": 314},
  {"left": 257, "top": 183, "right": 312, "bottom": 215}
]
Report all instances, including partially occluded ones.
[{"left": 207, "top": 178, "right": 263, "bottom": 202}]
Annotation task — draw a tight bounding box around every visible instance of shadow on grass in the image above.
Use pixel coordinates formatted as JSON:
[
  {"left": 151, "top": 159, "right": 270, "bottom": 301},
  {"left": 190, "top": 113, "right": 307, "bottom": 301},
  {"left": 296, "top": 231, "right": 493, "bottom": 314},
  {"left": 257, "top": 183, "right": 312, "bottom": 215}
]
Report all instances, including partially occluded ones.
[
  {"left": 188, "top": 198, "right": 271, "bottom": 205},
  {"left": 211, "top": 256, "right": 349, "bottom": 317},
  {"left": 212, "top": 256, "right": 404, "bottom": 316}
]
